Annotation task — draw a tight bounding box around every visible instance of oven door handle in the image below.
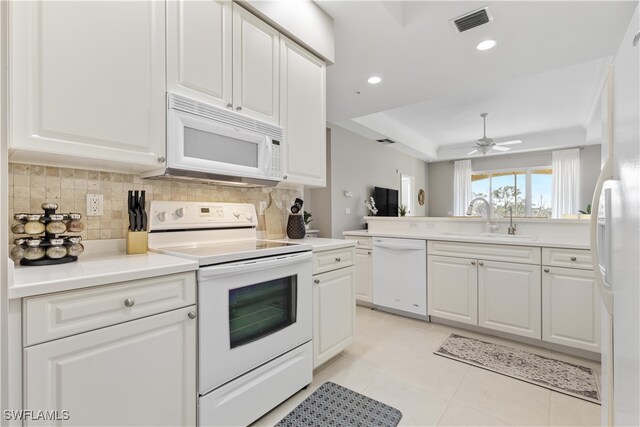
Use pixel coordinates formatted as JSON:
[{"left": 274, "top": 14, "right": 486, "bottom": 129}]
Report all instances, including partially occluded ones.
[{"left": 198, "top": 252, "right": 312, "bottom": 279}]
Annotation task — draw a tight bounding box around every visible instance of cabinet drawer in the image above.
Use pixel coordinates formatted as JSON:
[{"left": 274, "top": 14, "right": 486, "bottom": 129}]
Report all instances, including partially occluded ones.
[
  {"left": 24, "top": 272, "right": 196, "bottom": 346},
  {"left": 542, "top": 248, "right": 592, "bottom": 270},
  {"left": 313, "top": 247, "right": 354, "bottom": 275},
  {"left": 345, "top": 236, "right": 372, "bottom": 249},
  {"left": 428, "top": 241, "right": 541, "bottom": 265}
]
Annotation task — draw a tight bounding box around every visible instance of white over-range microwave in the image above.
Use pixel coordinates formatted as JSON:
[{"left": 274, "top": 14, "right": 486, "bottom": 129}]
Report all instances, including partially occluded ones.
[{"left": 143, "top": 93, "right": 284, "bottom": 186}]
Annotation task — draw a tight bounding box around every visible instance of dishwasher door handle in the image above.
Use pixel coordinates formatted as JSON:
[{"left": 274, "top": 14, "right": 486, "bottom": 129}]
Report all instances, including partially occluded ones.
[{"left": 373, "top": 243, "right": 425, "bottom": 251}]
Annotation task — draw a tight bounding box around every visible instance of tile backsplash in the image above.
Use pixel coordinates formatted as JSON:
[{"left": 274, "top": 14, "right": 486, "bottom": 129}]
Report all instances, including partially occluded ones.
[{"left": 8, "top": 163, "right": 302, "bottom": 244}]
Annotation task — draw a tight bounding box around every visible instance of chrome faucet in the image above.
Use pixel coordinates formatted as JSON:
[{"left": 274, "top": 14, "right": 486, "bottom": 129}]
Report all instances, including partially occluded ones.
[
  {"left": 466, "top": 197, "right": 491, "bottom": 219},
  {"left": 466, "top": 197, "right": 499, "bottom": 232},
  {"left": 507, "top": 206, "right": 517, "bottom": 235}
]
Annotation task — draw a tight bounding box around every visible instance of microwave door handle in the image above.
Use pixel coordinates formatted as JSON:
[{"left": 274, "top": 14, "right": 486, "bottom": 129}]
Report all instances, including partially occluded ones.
[{"left": 265, "top": 137, "right": 273, "bottom": 175}]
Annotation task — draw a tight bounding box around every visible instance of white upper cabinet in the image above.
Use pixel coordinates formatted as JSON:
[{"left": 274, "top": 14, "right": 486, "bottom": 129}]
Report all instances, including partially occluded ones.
[
  {"left": 167, "top": 0, "right": 233, "bottom": 109},
  {"left": 280, "top": 37, "right": 327, "bottom": 187},
  {"left": 9, "top": 1, "right": 166, "bottom": 172},
  {"left": 232, "top": 5, "right": 280, "bottom": 124},
  {"left": 167, "top": 2, "right": 280, "bottom": 125}
]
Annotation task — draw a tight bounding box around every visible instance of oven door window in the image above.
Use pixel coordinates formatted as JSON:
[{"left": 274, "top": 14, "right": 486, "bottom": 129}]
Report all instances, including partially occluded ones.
[{"left": 229, "top": 276, "right": 297, "bottom": 348}]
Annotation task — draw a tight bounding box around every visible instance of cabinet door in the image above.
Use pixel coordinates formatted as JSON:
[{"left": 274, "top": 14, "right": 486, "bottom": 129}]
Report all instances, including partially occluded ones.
[
  {"left": 232, "top": 4, "right": 280, "bottom": 124},
  {"left": 478, "top": 261, "right": 541, "bottom": 339},
  {"left": 280, "top": 36, "right": 327, "bottom": 187},
  {"left": 9, "top": 1, "right": 166, "bottom": 173},
  {"left": 167, "top": 0, "right": 232, "bottom": 109},
  {"left": 313, "top": 267, "right": 355, "bottom": 368},
  {"left": 354, "top": 248, "right": 373, "bottom": 303},
  {"left": 24, "top": 307, "right": 196, "bottom": 426},
  {"left": 427, "top": 255, "right": 478, "bottom": 325},
  {"left": 542, "top": 267, "right": 600, "bottom": 352}
]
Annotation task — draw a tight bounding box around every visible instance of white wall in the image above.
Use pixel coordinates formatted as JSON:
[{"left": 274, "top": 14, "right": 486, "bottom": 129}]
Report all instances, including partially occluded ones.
[
  {"left": 428, "top": 146, "right": 601, "bottom": 216},
  {"left": 309, "top": 123, "right": 428, "bottom": 238},
  {"left": 305, "top": 129, "right": 332, "bottom": 236}
]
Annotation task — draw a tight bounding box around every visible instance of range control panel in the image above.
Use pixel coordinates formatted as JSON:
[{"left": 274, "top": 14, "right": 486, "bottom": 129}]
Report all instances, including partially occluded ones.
[{"left": 148, "top": 201, "right": 258, "bottom": 231}]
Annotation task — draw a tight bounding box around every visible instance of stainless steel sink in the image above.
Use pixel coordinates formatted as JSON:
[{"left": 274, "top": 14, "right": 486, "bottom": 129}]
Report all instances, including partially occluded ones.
[{"left": 440, "top": 232, "right": 538, "bottom": 241}]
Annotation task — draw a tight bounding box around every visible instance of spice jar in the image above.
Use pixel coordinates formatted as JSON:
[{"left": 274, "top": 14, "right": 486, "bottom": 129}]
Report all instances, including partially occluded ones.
[
  {"left": 46, "top": 214, "right": 67, "bottom": 235},
  {"left": 10, "top": 245, "right": 25, "bottom": 261},
  {"left": 66, "top": 236, "right": 84, "bottom": 257},
  {"left": 11, "top": 222, "right": 25, "bottom": 234},
  {"left": 24, "top": 215, "right": 45, "bottom": 235},
  {"left": 66, "top": 213, "right": 84, "bottom": 232},
  {"left": 46, "top": 238, "right": 67, "bottom": 259},
  {"left": 41, "top": 202, "right": 59, "bottom": 211},
  {"left": 14, "top": 213, "right": 28, "bottom": 222},
  {"left": 24, "top": 239, "right": 45, "bottom": 260}
]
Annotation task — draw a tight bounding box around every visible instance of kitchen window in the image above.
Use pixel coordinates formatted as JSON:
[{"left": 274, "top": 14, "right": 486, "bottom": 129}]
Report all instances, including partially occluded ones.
[{"left": 471, "top": 167, "right": 553, "bottom": 218}]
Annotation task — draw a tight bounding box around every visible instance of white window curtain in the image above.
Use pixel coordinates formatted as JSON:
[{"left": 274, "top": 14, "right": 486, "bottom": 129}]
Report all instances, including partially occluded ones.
[
  {"left": 453, "top": 159, "right": 472, "bottom": 216},
  {"left": 551, "top": 148, "right": 581, "bottom": 218}
]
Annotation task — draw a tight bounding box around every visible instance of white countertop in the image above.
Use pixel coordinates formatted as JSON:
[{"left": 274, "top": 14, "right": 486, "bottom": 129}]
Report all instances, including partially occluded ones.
[
  {"left": 343, "top": 230, "right": 590, "bottom": 250},
  {"left": 277, "top": 237, "right": 356, "bottom": 252},
  {"left": 8, "top": 252, "right": 199, "bottom": 299}
]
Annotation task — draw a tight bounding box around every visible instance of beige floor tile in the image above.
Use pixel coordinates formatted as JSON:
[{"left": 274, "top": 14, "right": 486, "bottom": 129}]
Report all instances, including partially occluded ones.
[
  {"left": 453, "top": 367, "right": 551, "bottom": 426},
  {"left": 387, "top": 348, "right": 470, "bottom": 398},
  {"left": 313, "top": 356, "right": 380, "bottom": 393},
  {"left": 340, "top": 333, "right": 410, "bottom": 369},
  {"left": 437, "top": 400, "right": 511, "bottom": 426},
  {"left": 363, "top": 372, "right": 451, "bottom": 427},
  {"left": 549, "top": 351, "right": 601, "bottom": 376},
  {"left": 549, "top": 392, "right": 601, "bottom": 426}
]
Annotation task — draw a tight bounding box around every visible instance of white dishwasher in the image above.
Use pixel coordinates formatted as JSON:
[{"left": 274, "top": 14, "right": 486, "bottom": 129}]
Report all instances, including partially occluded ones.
[{"left": 372, "top": 237, "right": 427, "bottom": 317}]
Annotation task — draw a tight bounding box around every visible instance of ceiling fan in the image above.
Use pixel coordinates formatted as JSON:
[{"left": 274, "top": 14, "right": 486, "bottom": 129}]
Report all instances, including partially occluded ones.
[{"left": 467, "top": 113, "right": 522, "bottom": 156}]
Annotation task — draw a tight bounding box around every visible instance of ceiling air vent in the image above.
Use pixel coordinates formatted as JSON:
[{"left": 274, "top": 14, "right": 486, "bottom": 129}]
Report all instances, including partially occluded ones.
[
  {"left": 376, "top": 138, "right": 396, "bottom": 144},
  {"left": 452, "top": 6, "right": 493, "bottom": 33}
]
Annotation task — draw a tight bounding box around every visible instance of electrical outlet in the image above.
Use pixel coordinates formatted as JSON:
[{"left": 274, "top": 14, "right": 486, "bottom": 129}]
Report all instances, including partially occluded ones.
[
  {"left": 259, "top": 201, "right": 268, "bottom": 215},
  {"left": 86, "top": 194, "right": 103, "bottom": 216}
]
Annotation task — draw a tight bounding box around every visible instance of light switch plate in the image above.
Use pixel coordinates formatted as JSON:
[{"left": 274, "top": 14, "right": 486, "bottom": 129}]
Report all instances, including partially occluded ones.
[{"left": 345, "top": 208, "right": 351, "bottom": 214}]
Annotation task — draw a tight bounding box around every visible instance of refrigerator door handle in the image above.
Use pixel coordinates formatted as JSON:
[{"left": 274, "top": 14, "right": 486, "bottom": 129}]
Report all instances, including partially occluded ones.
[{"left": 590, "top": 156, "right": 614, "bottom": 313}]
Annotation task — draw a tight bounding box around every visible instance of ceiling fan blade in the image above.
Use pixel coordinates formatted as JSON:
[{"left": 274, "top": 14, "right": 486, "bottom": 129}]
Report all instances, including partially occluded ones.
[
  {"left": 495, "top": 139, "right": 522, "bottom": 145},
  {"left": 492, "top": 145, "right": 510, "bottom": 152},
  {"left": 467, "top": 149, "right": 478, "bottom": 155}
]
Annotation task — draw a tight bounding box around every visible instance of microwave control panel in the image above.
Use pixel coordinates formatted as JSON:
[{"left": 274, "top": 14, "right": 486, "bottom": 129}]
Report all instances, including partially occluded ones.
[{"left": 271, "top": 140, "right": 282, "bottom": 178}]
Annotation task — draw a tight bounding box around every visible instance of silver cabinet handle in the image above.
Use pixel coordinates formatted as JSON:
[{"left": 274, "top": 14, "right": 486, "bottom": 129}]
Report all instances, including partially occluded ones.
[
  {"left": 226, "top": 103, "right": 233, "bottom": 109},
  {"left": 544, "top": 268, "right": 550, "bottom": 273},
  {"left": 570, "top": 256, "right": 577, "bottom": 261},
  {"left": 314, "top": 279, "right": 320, "bottom": 284},
  {"left": 124, "top": 298, "right": 135, "bottom": 307},
  {"left": 478, "top": 261, "right": 484, "bottom": 266},
  {"left": 188, "top": 311, "right": 197, "bottom": 319},
  {"left": 335, "top": 257, "right": 341, "bottom": 262},
  {"left": 283, "top": 175, "right": 288, "bottom": 180},
  {"left": 471, "top": 261, "right": 476, "bottom": 266},
  {"left": 236, "top": 106, "right": 243, "bottom": 111},
  {"left": 157, "top": 156, "right": 166, "bottom": 163}
]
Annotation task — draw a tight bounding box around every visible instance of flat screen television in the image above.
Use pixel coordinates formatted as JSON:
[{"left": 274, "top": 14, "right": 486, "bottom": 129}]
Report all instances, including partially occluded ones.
[{"left": 374, "top": 186, "right": 398, "bottom": 217}]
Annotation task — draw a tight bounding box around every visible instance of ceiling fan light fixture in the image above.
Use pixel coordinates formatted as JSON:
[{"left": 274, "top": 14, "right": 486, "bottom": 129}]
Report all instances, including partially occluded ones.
[{"left": 476, "top": 39, "right": 497, "bottom": 51}]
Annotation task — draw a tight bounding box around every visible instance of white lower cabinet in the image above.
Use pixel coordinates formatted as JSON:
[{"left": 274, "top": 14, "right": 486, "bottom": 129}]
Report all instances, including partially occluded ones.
[
  {"left": 478, "top": 261, "right": 542, "bottom": 339},
  {"left": 427, "top": 255, "right": 478, "bottom": 325},
  {"left": 542, "top": 266, "right": 600, "bottom": 351},
  {"left": 354, "top": 248, "right": 373, "bottom": 303},
  {"left": 313, "top": 265, "right": 355, "bottom": 368},
  {"left": 24, "top": 306, "right": 197, "bottom": 426}
]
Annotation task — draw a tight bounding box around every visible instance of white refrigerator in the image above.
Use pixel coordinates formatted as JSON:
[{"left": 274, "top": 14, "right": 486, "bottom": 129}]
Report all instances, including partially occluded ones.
[{"left": 591, "top": 4, "right": 639, "bottom": 426}]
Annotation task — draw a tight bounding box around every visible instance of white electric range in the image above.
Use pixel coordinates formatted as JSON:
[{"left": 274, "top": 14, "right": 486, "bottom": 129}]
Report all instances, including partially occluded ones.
[{"left": 148, "top": 201, "right": 313, "bottom": 427}]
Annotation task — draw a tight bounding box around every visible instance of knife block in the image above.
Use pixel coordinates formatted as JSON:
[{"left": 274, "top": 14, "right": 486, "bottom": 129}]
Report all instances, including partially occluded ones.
[{"left": 126, "top": 231, "right": 148, "bottom": 255}]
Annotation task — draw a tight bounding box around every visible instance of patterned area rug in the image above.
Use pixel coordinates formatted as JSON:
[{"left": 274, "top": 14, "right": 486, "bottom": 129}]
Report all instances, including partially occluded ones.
[
  {"left": 275, "top": 382, "right": 403, "bottom": 427},
  {"left": 435, "top": 334, "right": 600, "bottom": 403}
]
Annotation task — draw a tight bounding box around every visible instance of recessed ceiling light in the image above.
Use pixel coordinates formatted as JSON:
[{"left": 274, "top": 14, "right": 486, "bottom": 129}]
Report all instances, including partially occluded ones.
[
  {"left": 367, "top": 76, "right": 382, "bottom": 84},
  {"left": 476, "top": 39, "right": 497, "bottom": 51}
]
